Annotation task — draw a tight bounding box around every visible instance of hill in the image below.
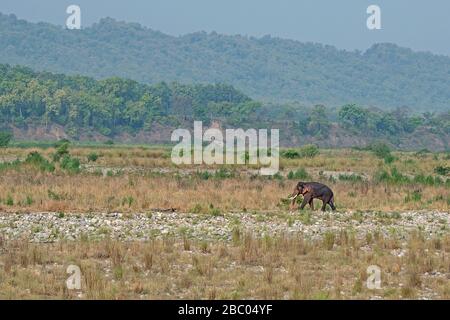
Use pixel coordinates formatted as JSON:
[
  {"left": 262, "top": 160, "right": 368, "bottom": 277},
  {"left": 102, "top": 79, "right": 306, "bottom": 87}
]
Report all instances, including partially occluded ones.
[
  {"left": 0, "top": 13, "right": 449, "bottom": 111},
  {"left": 0, "top": 64, "right": 449, "bottom": 150}
]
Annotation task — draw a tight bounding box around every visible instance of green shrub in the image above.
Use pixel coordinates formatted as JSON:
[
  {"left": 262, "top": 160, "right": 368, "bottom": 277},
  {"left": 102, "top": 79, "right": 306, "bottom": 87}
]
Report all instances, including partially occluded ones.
[
  {"left": 87, "top": 152, "right": 99, "bottom": 162},
  {"left": 434, "top": 166, "right": 450, "bottom": 176},
  {"left": 374, "top": 169, "right": 390, "bottom": 183},
  {"left": 0, "top": 131, "right": 12, "bottom": 147},
  {"left": 60, "top": 155, "right": 81, "bottom": 173},
  {"left": 25, "top": 152, "right": 55, "bottom": 172},
  {"left": 300, "top": 144, "right": 319, "bottom": 158},
  {"left": 390, "top": 167, "right": 410, "bottom": 184},
  {"left": 272, "top": 172, "right": 284, "bottom": 180},
  {"left": 0, "top": 159, "right": 22, "bottom": 172},
  {"left": 370, "top": 142, "right": 391, "bottom": 159},
  {"left": 282, "top": 145, "right": 319, "bottom": 159},
  {"left": 374, "top": 167, "right": 409, "bottom": 184},
  {"left": 383, "top": 154, "right": 396, "bottom": 164},
  {"left": 6, "top": 194, "right": 14, "bottom": 206},
  {"left": 338, "top": 173, "right": 363, "bottom": 182},
  {"left": 287, "top": 168, "right": 309, "bottom": 180},
  {"left": 53, "top": 142, "right": 70, "bottom": 162},
  {"left": 197, "top": 170, "right": 212, "bottom": 180},
  {"left": 209, "top": 204, "right": 222, "bottom": 216},
  {"left": 25, "top": 195, "right": 34, "bottom": 205},
  {"left": 282, "top": 149, "right": 300, "bottom": 159}
]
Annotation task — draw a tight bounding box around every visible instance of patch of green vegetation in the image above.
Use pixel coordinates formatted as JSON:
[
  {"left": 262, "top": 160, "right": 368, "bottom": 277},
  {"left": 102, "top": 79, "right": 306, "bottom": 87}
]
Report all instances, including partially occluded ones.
[
  {"left": 405, "top": 191, "right": 422, "bottom": 203},
  {"left": 338, "top": 173, "right": 363, "bottom": 182},
  {"left": 87, "top": 152, "right": 99, "bottom": 162},
  {"left": 6, "top": 194, "right": 14, "bottom": 206},
  {"left": 282, "top": 144, "right": 319, "bottom": 159},
  {"left": 0, "top": 131, "right": 12, "bottom": 147},
  {"left": 299, "top": 211, "right": 314, "bottom": 225},
  {"left": 25, "top": 151, "right": 55, "bottom": 172},
  {"left": 434, "top": 166, "right": 450, "bottom": 176},
  {"left": 287, "top": 168, "right": 309, "bottom": 180},
  {"left": 60, "top": 154, "right": 81, "bottom": 173}
]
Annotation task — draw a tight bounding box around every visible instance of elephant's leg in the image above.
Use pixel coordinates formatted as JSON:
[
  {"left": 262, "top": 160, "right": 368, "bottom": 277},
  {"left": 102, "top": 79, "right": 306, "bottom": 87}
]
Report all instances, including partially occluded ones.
[
  {"left": 300, "top": 193, "right": 312, "bottom": 210},
  {"left": 328, "top": 197, "right": 336, "bottom": 211},
  {"left": 309, "top": 198, "right": 314, "bottom": 210}
]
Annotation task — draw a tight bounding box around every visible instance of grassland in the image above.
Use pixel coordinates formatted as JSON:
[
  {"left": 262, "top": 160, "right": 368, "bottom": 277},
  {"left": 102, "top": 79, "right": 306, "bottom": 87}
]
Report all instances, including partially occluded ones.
[
  {"left": 0, "top": 232, "right": 449, "bottom": 299},
  {"left": 0, "top": 143, "right": 448, "bottom": 299},
  {"left": 0, "top": 145, "right": 448, "bottom": 213}
]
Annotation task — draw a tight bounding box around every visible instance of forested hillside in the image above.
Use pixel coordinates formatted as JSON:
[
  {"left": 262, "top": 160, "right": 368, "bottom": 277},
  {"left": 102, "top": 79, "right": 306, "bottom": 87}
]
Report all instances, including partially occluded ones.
[
  {"left": 0, "top": 64, "right": 449, "bottom": 150},
  {"left": 0, "top": 64, "right": 258, "bottom": 137},
  {"left": 1, "top": 13, "right": 449, "bottom": 111}
]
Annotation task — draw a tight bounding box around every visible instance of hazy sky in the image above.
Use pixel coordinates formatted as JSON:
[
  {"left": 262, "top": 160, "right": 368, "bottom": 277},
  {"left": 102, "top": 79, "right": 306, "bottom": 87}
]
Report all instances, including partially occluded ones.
[{"left": 2, "top": 0, "right": 450, "bottom": 55}]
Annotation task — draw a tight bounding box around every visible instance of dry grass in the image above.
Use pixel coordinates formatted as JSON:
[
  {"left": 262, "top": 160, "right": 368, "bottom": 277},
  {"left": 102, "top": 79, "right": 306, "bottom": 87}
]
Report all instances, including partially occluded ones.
[
  {"left": 0, "top": 232, "right": 448, "bottom": 299},
  {"left": 0, "top": 147, "right": 448, "bottom": 213},
  {"left": 0, "top": 170, "right": 448, "bottom": 213},
  {"left": 0, "top": 146, "right": 448, "bottom": 300}
]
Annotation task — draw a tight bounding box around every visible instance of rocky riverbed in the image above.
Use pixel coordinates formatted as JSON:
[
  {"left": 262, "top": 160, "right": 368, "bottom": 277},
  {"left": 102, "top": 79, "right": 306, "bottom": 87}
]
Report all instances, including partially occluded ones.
[{"left": 0, "top": 210, "right": 448, "bottom": 243}]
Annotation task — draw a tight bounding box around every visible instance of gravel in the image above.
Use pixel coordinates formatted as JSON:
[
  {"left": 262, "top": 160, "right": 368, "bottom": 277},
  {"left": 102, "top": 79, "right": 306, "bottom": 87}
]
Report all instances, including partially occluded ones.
[{"left": 0, "top": 210, "right": 448, "bottom": 243}]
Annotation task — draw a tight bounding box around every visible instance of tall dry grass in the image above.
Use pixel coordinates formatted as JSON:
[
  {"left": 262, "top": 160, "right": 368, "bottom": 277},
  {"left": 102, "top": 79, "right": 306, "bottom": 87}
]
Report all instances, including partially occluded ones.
[
  {"left": 0, "top": 146, "right": 448, "bottom": 213},
  {"left": 0, "top": 233, "right": 448, "bottom": 299}
]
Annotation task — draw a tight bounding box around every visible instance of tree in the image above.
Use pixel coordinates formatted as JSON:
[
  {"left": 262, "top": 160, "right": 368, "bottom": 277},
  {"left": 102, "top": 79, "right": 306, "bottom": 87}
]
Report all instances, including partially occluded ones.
[
  {"left": 338, "top": 104, "right": 368, "bottom": 130},
  {"left": 307, "top": 105, "right": 330, "bottom": 137}
]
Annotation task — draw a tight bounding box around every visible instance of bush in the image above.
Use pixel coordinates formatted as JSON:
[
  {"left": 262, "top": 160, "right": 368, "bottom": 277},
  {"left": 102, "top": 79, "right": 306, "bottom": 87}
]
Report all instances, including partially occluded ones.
[
  {"left": 0, "top": 159, "right": 22, "bottom": 172},
  {"left": 374, "top": 167, "right": 409, "bottom": 184},
  {"left": 370, "top": 142, "right": 391, "bottom": 159},
  {"left": 25, "top": 152, "right": 55, "bottom": 172},
  {"left": 300, "top": 144, "right": 319, "bottom": 158},
  {"left": 0, "top": 131, "right": 12, "bottom": 147},
  {"left": 60, "top": 155, "right": 81, "bottom": 173},
  {"left": 282, "top": 145, "right": 319, "bottom": 159},
  {"left": 383, "top": 154, "right": 396, "bottom": 164},
  {"left": 53, "top": 142, "right": 70, "bottom": 162},
  {"left": 287, "top": 168, "right": 309, "bottom": 180},
  {"left": 87, "top": 152, "right": 99, "bottom": 162},
  {"left": 282, "top": 149, "right": 300, "bottom": 159},
  {"left": 434, "top": 166, "right": 450, "bottom": 176}
]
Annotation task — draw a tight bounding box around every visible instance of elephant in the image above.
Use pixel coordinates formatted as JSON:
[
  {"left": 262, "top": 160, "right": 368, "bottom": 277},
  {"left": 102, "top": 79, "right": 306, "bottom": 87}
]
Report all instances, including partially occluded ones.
[{"left": 289, "top": 181, "right": 336, "bottom": 212}]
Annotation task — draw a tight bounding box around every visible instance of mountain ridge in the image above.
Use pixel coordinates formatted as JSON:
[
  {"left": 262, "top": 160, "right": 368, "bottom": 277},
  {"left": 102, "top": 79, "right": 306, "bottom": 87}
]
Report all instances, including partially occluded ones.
[{"left": 0, "top": 12, "right": 449, "bottom": 111}]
